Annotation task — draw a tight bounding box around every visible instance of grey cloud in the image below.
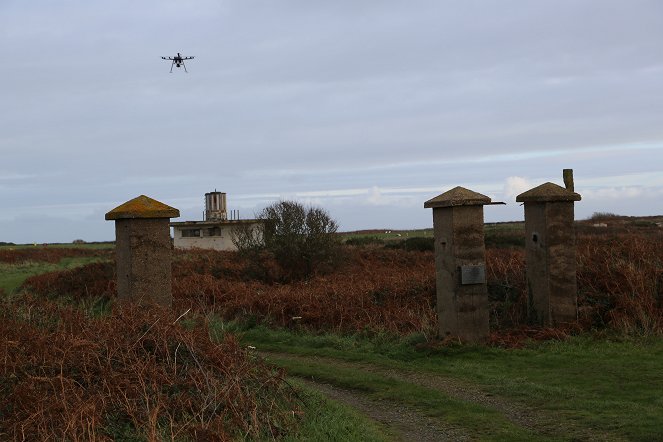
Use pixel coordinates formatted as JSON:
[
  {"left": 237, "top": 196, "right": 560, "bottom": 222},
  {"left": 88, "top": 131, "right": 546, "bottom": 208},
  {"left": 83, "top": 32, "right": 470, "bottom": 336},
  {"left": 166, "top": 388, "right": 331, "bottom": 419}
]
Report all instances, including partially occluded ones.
[{"left": 1, "top": 1, "right": 662, "bottom": 241}]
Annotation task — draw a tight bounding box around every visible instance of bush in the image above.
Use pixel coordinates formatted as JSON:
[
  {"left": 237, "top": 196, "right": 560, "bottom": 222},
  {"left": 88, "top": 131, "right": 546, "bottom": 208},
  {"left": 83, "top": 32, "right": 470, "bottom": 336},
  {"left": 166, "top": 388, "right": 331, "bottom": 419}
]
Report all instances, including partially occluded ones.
[
  {"left": 384, "top": 237, "right": 434, "bottom": 252},
  {"left": 238, "top": 201, "right": 342, "bottom": 281},
  {"left": 21, "top": 262, "right": 116, "bottom": 301},
  {"left": 589, "top": 212, "right": 621, "bottom": 221},
  {"left": 172, "top": 248, "right": 437, "bottom": 336},
  {"left": 344, "top": 236, "right": 385, "bottom": 246},
  {"left": 0, "top": 247, "right": 109, "bottom": 264},
  {"left": 485, "top": 229, "right": 525, "bottom": 249},
  {"left": 403, "top": 237, "right": 435, "bottom": 252}
]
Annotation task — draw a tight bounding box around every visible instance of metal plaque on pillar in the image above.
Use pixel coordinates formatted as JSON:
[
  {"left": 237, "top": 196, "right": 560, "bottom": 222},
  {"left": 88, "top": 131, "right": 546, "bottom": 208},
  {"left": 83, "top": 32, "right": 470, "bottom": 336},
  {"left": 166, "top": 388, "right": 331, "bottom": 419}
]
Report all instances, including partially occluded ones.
[{"left": 461, "top": 264, "right": 486, "bottom": 285}]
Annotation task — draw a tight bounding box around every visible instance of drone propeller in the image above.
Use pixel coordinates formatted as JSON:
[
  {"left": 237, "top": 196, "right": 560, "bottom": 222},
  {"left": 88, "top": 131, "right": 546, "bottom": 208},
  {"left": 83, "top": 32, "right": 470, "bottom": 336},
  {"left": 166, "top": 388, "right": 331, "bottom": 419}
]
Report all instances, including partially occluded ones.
[{"left": 162, "top": 54, "right": 194, "bottom": 72}]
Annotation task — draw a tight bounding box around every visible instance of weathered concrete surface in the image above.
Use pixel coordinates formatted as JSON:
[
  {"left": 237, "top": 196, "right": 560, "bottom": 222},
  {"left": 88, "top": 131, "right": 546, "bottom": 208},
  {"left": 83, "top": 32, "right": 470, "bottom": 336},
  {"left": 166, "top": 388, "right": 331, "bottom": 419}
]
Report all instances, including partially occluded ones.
[
  {"left": 517, "top": 183, "right": 580, "bottom": 326},
  {"left": 115, "top": 218, "right": 173, "bottom": 307},
  {"left": 426, "top": 187, "right": 490, "bottom": 343},
  {"left": 106, "top": 195, "right": 179, "bottom": 307}
]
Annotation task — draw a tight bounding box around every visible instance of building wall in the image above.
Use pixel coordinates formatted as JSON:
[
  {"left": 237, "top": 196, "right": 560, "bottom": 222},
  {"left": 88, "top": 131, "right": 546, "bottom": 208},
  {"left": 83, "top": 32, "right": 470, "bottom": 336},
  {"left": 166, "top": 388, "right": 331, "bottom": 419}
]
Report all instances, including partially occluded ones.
[{"left": 173, "top": 222, "right": 263, "bottom": 251}]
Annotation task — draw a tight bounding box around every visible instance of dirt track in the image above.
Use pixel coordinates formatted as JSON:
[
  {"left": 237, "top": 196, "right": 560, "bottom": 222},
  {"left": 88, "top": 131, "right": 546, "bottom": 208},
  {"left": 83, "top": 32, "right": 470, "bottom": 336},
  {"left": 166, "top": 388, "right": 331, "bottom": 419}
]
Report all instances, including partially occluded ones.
[
  {"left": 260, "top": 351, "right": 570, "bottom": 441},
  {"left": 296, "top": 378, "right": 470, "bottom": 441}
]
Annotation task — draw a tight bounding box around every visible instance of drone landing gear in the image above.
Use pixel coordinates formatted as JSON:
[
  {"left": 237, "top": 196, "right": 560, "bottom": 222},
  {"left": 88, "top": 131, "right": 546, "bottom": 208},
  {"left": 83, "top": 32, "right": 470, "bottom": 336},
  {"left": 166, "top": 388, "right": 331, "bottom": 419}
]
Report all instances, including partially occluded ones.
[{"left": 169, "top": 61, "right": 188, "bottom": 73}]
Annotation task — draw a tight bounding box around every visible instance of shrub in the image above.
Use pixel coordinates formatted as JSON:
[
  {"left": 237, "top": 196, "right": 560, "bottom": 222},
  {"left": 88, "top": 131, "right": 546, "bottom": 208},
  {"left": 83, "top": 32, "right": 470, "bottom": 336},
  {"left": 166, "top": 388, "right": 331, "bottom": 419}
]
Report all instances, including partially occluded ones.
[
  {"left": 403, "top": 237, "right": 435, "bottom": 252},
  {"left": 486, "top": 249, "right": 527, "bottom": 328},
  {"left": 172, "top": 248, "right": 437, "bottom": 336},
  {"left": 18, "top": 230, "right": 663, "bottom": 341},
  {"left": 21, "top": 262, "right": 116, "bottom": 301},
  {"left": 243, "top": 201, "right": 342, "bottom": 281},
  {"left": 384, "top": 237, "right": 434, "bottom": 252},
  {"left": 589, "top": 211, "right": 621, "bottom": 221},
  {"left": 576, "top": 233, "right": 663, "bottom": 335},
  {"left": 0, "top": 247, "right": 109, "bottom": 264},
  {"left": 344, "top": 236, "right": 385, "bottom": 246},
  {"left": 485, "top": 229, "right": 525, "bottom": 249}
]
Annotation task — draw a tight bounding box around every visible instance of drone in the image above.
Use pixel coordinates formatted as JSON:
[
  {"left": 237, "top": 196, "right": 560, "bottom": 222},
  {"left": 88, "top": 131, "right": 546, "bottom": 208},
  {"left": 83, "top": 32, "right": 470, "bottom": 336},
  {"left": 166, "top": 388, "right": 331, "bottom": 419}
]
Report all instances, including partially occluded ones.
[{"left": 161, "top": 52, "right": 195, "bottom": 73}]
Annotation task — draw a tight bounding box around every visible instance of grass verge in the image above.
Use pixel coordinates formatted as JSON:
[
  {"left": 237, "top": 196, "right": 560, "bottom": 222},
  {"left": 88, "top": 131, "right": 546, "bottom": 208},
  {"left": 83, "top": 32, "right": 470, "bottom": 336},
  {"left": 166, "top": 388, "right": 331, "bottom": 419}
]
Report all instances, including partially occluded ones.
[{"left": 283, "top": 380, "right": 391, "bottom": 442}]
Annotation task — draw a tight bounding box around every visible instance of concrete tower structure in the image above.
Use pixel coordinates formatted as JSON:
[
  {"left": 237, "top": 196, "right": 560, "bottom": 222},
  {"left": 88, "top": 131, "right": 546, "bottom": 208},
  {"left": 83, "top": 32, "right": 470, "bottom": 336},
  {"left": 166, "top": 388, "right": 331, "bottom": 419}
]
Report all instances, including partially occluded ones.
[
  {"left": 517, "top": 181, "right": 581, "bottom": 326},
  {"left": 204, "top": 191, "right": 227, "bottom": 221},
  {"left": 424, "top": 186, "right": 499, "bottom": 343},
  {"left": 105, "top": 195, "right": 180, "bottom": 307}
]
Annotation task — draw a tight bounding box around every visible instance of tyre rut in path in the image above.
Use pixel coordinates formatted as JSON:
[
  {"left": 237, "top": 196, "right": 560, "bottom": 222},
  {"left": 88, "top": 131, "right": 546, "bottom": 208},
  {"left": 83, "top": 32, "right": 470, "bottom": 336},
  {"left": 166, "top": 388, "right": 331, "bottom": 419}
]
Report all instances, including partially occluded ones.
[
  {"left": 296, "top": 378, "right": 470, "bottom": 442},
  {"left": 260, "top": 351, "right": 559, "bottom": 436}
]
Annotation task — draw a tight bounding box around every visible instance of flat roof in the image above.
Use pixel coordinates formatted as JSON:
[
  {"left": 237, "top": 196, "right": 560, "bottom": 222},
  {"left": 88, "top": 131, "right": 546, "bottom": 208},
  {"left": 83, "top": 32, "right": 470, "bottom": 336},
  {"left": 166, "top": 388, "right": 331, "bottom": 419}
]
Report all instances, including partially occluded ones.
[{"left": 170, "top": 219, "right": 262, "bottom": 227}]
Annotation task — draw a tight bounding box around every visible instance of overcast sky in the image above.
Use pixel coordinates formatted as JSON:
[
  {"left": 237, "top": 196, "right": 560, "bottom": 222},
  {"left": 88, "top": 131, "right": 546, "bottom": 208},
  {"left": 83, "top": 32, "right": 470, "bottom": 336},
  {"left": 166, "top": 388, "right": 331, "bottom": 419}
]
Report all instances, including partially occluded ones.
[{"left": 1, "top": 1, "right": 662, "bottom": 243}]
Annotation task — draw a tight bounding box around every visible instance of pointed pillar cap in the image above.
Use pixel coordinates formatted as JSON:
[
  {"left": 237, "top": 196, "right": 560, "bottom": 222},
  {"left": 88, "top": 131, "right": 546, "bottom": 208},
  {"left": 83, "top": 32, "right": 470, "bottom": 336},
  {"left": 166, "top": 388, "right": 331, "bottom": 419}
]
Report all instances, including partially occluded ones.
[
  {"left": 424, "top": 186, "right": 493, "bottom": 208},
  {"left": 516, "top": 182, "right": 581, "bottom": 203},
  {"left": 105, "top": 195, "right": 180, "bottom": 220}
]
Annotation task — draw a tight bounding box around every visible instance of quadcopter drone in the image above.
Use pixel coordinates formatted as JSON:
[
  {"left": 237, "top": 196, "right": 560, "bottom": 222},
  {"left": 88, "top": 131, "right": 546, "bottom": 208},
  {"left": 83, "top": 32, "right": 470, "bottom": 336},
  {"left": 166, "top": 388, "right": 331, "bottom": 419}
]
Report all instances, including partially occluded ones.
[{"left": 161, "top": 53, "right": 195, "bottom": 73}]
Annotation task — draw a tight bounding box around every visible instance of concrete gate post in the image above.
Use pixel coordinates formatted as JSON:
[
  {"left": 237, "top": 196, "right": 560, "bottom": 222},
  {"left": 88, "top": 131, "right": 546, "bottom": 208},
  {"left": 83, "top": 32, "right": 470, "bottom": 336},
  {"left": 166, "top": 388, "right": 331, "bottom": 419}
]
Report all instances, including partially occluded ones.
[
  {"left": 424, "top": 186, "right": 500, "bottom": 342},
  {"left": 516, "top": 180, "right": 581, "bottom": 326},
  {"left": 105, "top": 195, "right": 180, "bottom": 307}
]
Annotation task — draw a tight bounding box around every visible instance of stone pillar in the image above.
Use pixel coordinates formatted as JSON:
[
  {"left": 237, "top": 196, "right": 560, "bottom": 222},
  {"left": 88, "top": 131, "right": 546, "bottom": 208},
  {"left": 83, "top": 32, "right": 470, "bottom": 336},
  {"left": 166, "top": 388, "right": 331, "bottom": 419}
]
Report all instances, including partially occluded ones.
[
  {"left": 516, "top": 183, "right": 581, "bottom": 326},
  {"left": 105, "top": 195, "right": 180, "bottom": 307},
  {"left": 424, "top": 186, "right": 498, "bottom": 342}
]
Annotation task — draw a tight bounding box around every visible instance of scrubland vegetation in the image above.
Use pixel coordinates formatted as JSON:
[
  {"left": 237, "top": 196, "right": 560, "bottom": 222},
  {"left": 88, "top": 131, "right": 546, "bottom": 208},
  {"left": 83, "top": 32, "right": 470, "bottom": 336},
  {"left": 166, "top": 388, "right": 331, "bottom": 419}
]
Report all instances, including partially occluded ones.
[
  {"left": 1, "top": 216, "right": 662, "bottom": 440},
  {"left": 20, "top": 226, "right": 661, "bottom": 340},
  {"left": 0, "top": 298, "right": 298, "bottom": 441}
]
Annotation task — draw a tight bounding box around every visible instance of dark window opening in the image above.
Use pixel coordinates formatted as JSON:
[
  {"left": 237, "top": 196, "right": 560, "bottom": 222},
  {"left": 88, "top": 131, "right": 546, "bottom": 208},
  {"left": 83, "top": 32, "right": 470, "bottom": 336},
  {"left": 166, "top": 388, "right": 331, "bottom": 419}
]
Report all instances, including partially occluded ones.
[
  {"left": 204, "top": 227, "right": 222, "bottom": 237},
  {"left": 182, "top": 229, "right": 201, "bottom": 238}
]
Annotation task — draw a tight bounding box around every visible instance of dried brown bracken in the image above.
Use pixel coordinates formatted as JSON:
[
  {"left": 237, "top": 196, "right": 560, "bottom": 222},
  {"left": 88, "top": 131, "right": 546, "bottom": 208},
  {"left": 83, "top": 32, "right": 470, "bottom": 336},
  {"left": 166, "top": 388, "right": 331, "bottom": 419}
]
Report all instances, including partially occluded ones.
[
  {"left": 0, "top": 299, "right": 299, "bottom": 441},
  {"left": 18, "top": 230, "right": 663, "bottom": 344}
]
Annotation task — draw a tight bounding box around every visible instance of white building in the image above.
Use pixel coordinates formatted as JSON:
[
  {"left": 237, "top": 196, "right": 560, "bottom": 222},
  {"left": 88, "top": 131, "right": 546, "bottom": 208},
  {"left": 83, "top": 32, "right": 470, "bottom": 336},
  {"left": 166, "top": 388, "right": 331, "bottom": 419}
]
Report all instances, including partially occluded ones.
[{"left": 170, "top": 191, "right": 263, "bottom": 251}]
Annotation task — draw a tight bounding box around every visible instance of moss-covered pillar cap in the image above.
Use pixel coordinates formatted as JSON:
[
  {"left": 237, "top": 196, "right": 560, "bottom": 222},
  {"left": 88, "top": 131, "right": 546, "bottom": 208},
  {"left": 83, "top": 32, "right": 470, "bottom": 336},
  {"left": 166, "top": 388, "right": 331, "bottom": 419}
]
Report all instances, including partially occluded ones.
[
  {"left": 516, "top": 183, "right": 581, "bottom": 203},
  {"left": 105, "top": 195, "right": 180, "bottom": 220},
  {"left": 424, "top": 186, "right": 502, "bottom": 208}
]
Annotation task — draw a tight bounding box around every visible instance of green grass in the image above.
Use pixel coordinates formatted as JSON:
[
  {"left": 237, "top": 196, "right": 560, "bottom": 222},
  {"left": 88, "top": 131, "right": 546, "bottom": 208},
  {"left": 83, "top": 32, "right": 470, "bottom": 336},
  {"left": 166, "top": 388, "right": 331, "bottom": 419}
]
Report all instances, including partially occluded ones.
[
  {"left": 283, "top": 380, "right": 391, "bottom": 442},
  {"left": 340, "top": 225, "right": 527, "bottom": 249},
  {"left": 0, "top": 243, "right": 114, "bottom": 250},
  {"left": 271, "top": 355, "right": 541, "bottom": 441},
  {"left": 0, "top": 257, "right": 105, "bottom": 294},
  {"left": 215, "top": 322, "right": 663, "bottom": 441},
  {"left": 339, "top": 229, "right": 433, "bottom": 242}
]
